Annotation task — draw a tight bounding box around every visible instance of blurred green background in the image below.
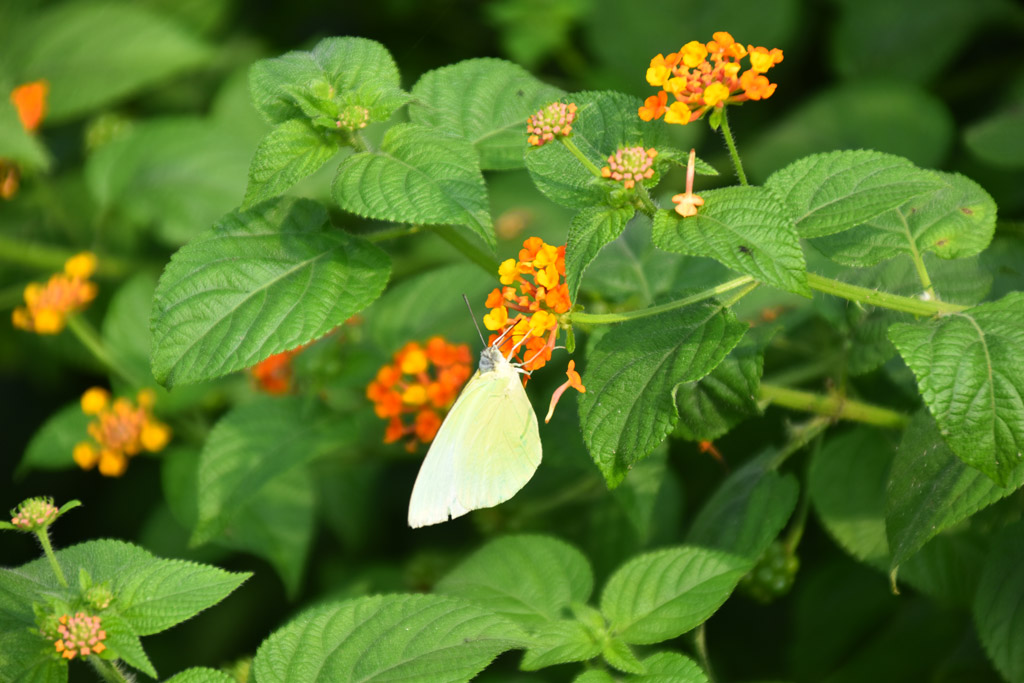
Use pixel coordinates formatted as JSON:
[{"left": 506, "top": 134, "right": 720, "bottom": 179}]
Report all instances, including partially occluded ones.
[{"left": 2, "top": 0, "right": 1023, "bottom": 680}]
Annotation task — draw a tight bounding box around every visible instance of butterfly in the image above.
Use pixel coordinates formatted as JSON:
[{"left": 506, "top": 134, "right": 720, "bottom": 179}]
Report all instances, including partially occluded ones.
[{"left": 407, "top": 329, "right": 542, "bottom": 528}]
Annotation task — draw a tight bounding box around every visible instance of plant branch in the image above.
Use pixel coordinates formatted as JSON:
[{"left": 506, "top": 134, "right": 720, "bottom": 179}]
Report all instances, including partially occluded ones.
[
  {"left": 718, "top": 108, "right": 748, "bottom": 186},
  {"left": 66, "top": 315, "right": 141, "bottom": 388},
  {"left": 560, "top": 137, "right": 604, "bottom": 177},
  {"left": 569, "top": 275, "right": 755, "bottom": 325},
  {"left": 806, "top": 273, "right": 966, "bottom": 316},
  {"left": 759, "top": 383, "right": 909, "bottom": 429}
]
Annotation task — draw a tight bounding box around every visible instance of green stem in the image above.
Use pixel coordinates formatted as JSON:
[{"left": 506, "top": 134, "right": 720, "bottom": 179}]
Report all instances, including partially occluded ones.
[
  {"left": 718, "top": 109, "right": 748, "bottom": 186},
  {"left": 634, "top": 183, "right": 659, "bottom": 219},
  {"left": 569, "top": 275, "right": 755, "bottom": 325},
  {"left": 89, "top": 658, "right": 133, "bottom": 683},
  {"left": 762, "top": 353, "right": 841, "bottom": 388},
  {"left": 767, "top": 416, "right": 831, "bottom": 470},
  {"left": 806, "top": 273, "right": 966, "bottom": 316},
  {"left": 904, "top": 220, "right": 936, "bottom": 300},
  {"left": 366, "top": 224, "right": 422, "bottom": 243},
  {"left": 0, "top": 235, "right": 134, "bottom": 278},
  {"left": 560, "top": 137, "right": 604, "bottom": 178},
  {"left": 759, "top": 383, "right": 908, "bottom": 429},
  {"left": 783, "top": 435, "right": 821, "bottom": 550},
  {"left": 693, "top": 623, "right": 717, "bottom": 683},
  {"left": 36, "top": 529, "right": 68, "bottom": 587},
  {"left": 66, "top": 315, "right": 140, "bottom": 388}
]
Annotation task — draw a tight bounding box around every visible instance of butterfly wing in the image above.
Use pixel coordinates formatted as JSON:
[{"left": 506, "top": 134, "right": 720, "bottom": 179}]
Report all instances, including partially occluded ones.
[{"left": 407, "top": 359, "right": 541, "bottom": 528}]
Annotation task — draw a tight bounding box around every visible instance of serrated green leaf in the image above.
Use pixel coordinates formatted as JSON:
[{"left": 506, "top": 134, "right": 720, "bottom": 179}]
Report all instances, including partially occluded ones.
[
  {"left": 333, "top": 123, "right": 495, "bottom": 249},
  {"left": 632, "top": 652, "right": 709, "bottom": 682},
  {"left": 249, "top": 37, "right": 407, "bottom": 125},
  {"left": 0, "top": 630, "right": 65, "bottom": 683},
  {"left": 192, "top": 396, "right": 355, "bottom": 546},
  {"left": 525, "top": 90, "right": 665, "bottom": 209},
  {"left": 601, "top": 546, "right": 749, "bottom": 645},
  {"left": 764, "top": 150, "right": 946, "bottom": 239},
  {"left": 603, "top": 637, "right": 645, "bottom": 674},
  {"left": 85, "top": 117, "right": 253, "bottom": 245},
  {"left": 578, "top": 302, "right": 747, "bottom": 488},
  {"left": 972, "top": 520, "right": 1024, "bottom": 683},
  {"left": 965, "top": 108, "right": 1024, "bottom": 169},
  {"left": 520, "top": 620, "right": 602, "bottom": 670},
  {"left": 652, "top": 187, "right": 809, "bottom": 296},
  {"left": 18, "top": 402, "right": 88, "bottom": 474},
  {"left": 574, "top": 672, "right": 617, "bottom": 683},
  {"left": 11, "top": 1, "right": 210, "bottom": 122},
  {"left": 436, "top": 535, "right": 593, "bottom": 629},
  {"left": 150, "top": 197, "right": 390, "bottom": 387},
  {"left": 674, "top": 326, "right": 774, "bottom": 441},
  {"left": 888, "top": 292, "right": 1024, "bottom": 485},
  {"left": 0, "top": 99, "right": 50, "bottom": 170},
  {"left": 409, "top": 58, "right": 564, "bottom": 170},
  {"left": 252, "top": 594, "right": 526, "bottom": 683},
  {"left": 243, "top": 119, "right": 339, "bottom": 208},
  {"left": 101, "top": 610, "right": 157, "bottom": 677},
  {"left": 886, "top": 411, "right": 1024, "bottom": 570},
  {"left": 566, "top": 206, "right": 635, "bottom": 303},
  {"left": 810, "top": 171, "right": 996, "bottom": 266},
  {"left": 164, "top": 668, "right": 236, "bottom": 683},
  {"left": 687, "top": 449, "right": 799, "bottom": 564}
]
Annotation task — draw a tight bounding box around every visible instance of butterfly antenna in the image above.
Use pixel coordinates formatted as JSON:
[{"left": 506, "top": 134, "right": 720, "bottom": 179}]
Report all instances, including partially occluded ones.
[{"left": 463, "top": 294, "right": 487, "bottom": 347}]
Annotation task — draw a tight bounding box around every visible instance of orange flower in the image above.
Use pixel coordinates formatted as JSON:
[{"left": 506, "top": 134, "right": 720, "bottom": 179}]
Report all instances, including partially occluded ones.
[
  {"left": 73, "top": 388, "right": 171, "bottom": 477},
  {"left": 249, "top": 346, "right": 304, "bottom": 395},
  {"left": 11, "top": 80, "right": 49, "bottom": 133},
  {"left": 526, "top": 101, "right": 577, "bottom": 147},
  {"left": 12, "top": 252, "right": 98, "bottom": 334},
  {"left": 484, "top": 236, "right": 571, "bottom": 373},
  {"left": 367, "top": 337, "right": 471, "bottom": 450},
  {"left": 640, "top": 33, "right": 782, "bottom": 126},
  {"left": 671, "top": 148, "right": 705, "bottom": 218},
  {"left": 544, "top": 360, "right": 586, "bottom": 423}
]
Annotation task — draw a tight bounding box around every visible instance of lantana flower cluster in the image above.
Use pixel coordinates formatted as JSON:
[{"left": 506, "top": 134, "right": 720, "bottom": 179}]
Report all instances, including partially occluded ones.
[
  {"left": 601, "top": 146, "right": 658, "bottom": 189},
  {"left": 53, "top": 612, "right": 107, "bottom": 660},
  {"left": 249, "top": 345, "right": 306, "bottom": 395},
  {"left": 484, "top": 237, "right": 570, "bottom": 373},
  {"left": 526, "top": 102, "right": 577, "bottom": 147},
  {"left": 73, "top": 388, "right": 171, "bottom": 477},
  {"left": 367, "top": 337, "right": 473, "bottom": 450},
  {"left": 10, "top": 497, "right": 60, "bottom": 532},
  {"left": 639, "top": 32, "right": 783, "bottom": 125},
  {"left": 12, "top": 252, "right": 98, "bottom": 334},
  {"left": 3, "top": 80, "right": 49, "bottom": 200}
]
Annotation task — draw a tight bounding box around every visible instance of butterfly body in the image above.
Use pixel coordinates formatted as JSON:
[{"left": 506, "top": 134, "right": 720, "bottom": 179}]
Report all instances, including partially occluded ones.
[{"left": 407, "top": 345, "right": 542, "bottom": 528}]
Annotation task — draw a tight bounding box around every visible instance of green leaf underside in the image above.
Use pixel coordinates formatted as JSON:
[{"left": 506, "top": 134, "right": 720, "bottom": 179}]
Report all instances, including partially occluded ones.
[
  {"left": 810, "top": 171, "right": 996, "bottom": 267},
  {"left": 249, "top": 37, "right": 406, "bottom": 125},
  {"left": 525, "top": 90, "right": 664, "bottom": 209},
  {"left": 973, "top": 521, "right": 1024, "bottom": 683},
  {"left": 164, "top": 669, "right": 236, "bottom": 683},
  {"left": 765, "top": 150, "right": 947, "bottom": 239},
  {"left": 409, "top": 58, "right": 564, "bottom": 170},
  {"left": 888, "top": 292, "right": 1024, "bottom": 485},
  {"left": 633, "top": 652, "right": 709, "bottom": 682},
  {"left": 652, "top": 186, "right": 810, "bottom": 296},
  {"left": 687, "top": 448, "right": 799, "bottom": 564},
  {"left": 243, "top": 118, "right": 339, "bottom": 207},
  {"left": 673, "top": 325, "right": 774, "bottom": 442},
  {"left": 520, "top": 620, "right": 602, "bottom": 670},
  {"left": 578, "top": 302, "right": 748, "bottom": 487},
  {"left": 192, "top": 397, "right": 355, "bottom": 546},
  {"left": 600, "top": 546, "right": 748, "bottom": 644},
  {"left": 566, "top": 206, "right": 635, "bottom": 303},
  {"left": 150, "top": 197, "right": 390, "bottom": 387},
  {"left": 251, "top": 594, "right": 526, "bottom": 683},
  {"left": 886, "top": 411, "right": 1024, "bottom": 569},
  {"left": 435, "top": 535, "right": 593, "bottom": 629},
  {"left": 332, "top": 123, "right": 495, "bottom": 249}
]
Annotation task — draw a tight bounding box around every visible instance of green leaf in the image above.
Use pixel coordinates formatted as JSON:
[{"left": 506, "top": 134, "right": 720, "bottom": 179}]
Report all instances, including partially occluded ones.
[
  {"left": 603, "top": 637, "right": 645, "bottom": 674},
  {"left": 0, "top": 630, "right": 65, "bottom": 683},
  {"left": 150, "top": 197, "right": 390, "bottom": 387},
  {"left": 409, "top": 58, "right": 564, "bottom": 170},
  {"left": 249, "top": 37, "right": 407, "bottom": 125},
  {"left": 566, "top": 206, "right": 635, "bottom": 303},
  {"left": 652, "top": 187, "right": 809, "bottom": 296},
  {"left": 333, "top": 123, "right": 495, "bottom": 250},
  {"left": 764, "top": 150, "right": 947, "bottom": 239},
  {"left": 85, "top": 118, "right": 253, "bottom": 245},
  {"left": 601, "top": 546, "right": 748, "bottom": 645},
  {"left": 436, "top": 535, "right": 593, "bottom": 629},
  {"left": 243, "top": 119, "right": 339, "bottom": 208},
  {"left": 886, "top": 411, "right": 1024, "bottom": 569},
  {"left": 578, "top": 302, "right": 747, "bottom": 487},
  {"left": 11, "top": 1, "right": 211, "bottom": 122},
  {"left": 888, "top": 292, "right": 1024, "bottom": 485},
  {"left": 965, "top": 108, "right": 1024, "bottom": 169},
  {"left": 18, "top": 402, "right": 88, "bottom": 473},
  {"left": 972, "top": 520, "right": 1024, "bottom": 683},
  {"left": 252, "top": 594, "right": 526, "bottom": 683},
  {"left": 100, "top": 610, "right": 156, "bottom": 677},
  {"left": 0, "top": 98, "right": 50, "bottom": 170},
  {"left": 192, "top": 396, "right": 355, "bottom": 546},
  {"left": 164, "top": 668, "right": 236, "bottom": 683},
  {"left": 574, "top": 672, "right": 617, "bottom": 683},
  {"left": 674, "top": 325, "right": 774, "bottom": 442},
  {"left": 810, "top": 171, "right": 996, "bottom": 266},
  {"left": 525, "top": 90, "right": 664, "bottom": 209},
  {"left": 687, "top": 449, "right": 799, "bottom": 564},
  {"left": 520, "top": 620, "right": 602, "bottom": 670},
  {"left": 632, "top": 652, "right": 709, "bottom": 682}
]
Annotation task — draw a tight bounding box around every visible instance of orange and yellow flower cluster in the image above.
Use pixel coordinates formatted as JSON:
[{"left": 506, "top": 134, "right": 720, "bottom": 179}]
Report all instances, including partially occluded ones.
[
  {"left": 526, "top": 102, "right": 577, "bottom": 147},
  {"left": 73, "top": 388, "right": 171, "bottom": 477},
  {"left": 12, "top": 252, "right": 98, "bottom": 334},
  {"left": 639, "top": 32, "right": 783, "bottom": 125},
  {"left": 367, "top": 337, "right": 473, "bottom": 450},
  {"left": 484, "top": 237, "right": 570, "bottom": 373},
  {"left": 54, "top": 612, "right": 107, "bottom": 660},
  {"left": 3, "top": 80, "right": 49, "bottom": 200}
]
